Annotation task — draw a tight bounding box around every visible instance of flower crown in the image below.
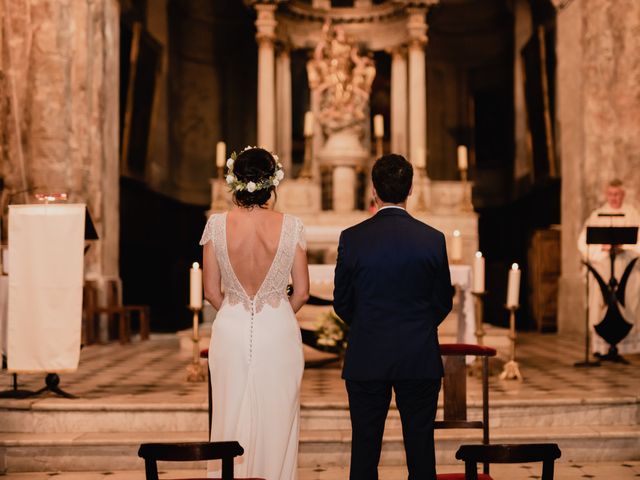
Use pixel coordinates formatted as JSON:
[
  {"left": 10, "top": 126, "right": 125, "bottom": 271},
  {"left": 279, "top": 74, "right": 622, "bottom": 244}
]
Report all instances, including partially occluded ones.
[{"left": 225, "top": 146, "right": 285, "bottom": 193}]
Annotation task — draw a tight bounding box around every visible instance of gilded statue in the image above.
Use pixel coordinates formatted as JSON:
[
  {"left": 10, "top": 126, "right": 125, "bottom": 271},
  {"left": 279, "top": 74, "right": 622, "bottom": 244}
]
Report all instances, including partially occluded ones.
[{"left": 307, "top": 21, "right": 376, "bottom": 136}]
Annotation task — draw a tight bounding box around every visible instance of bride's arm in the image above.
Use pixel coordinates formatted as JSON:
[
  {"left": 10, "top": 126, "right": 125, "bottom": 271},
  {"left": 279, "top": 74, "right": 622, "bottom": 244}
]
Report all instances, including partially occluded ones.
[
  {"left": 203, "top": 242, "right": 224, "bottom": 310},
  {"left": 289, "top": 245, "right": 310, "bottom": 313}
]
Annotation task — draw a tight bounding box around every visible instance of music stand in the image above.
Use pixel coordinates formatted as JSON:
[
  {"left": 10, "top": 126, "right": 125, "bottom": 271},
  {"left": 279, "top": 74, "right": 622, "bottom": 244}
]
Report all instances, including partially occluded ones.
[{"left": 575, "top": 225, "right": 638, "bottom": 367}]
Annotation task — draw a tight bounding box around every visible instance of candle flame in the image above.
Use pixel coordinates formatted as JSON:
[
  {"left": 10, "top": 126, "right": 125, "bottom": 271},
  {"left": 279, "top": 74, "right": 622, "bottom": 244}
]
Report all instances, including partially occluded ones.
[
  {"left": 475, "top": 251, "right": 482, "bottom": 258},
  {"left": 511, "top": 263, "right": 519, "bottom": 270},
  {"left": 192, "top": 262, "right": 200, "bottom": 270},
  {"left": 453, "top": 230, "right": 461, "bottom": 237}
]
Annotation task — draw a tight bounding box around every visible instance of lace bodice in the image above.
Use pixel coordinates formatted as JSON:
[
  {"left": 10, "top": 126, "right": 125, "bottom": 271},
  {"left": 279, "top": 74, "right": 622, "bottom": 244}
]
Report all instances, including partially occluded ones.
[{"left": 200, "top": 212, "right": 306, "bottom": 313}]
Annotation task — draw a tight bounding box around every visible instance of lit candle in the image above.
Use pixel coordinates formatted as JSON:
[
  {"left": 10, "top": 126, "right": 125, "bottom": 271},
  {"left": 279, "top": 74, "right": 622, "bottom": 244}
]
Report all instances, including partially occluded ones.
[
  {"left": 457, "top": 145, "right": 468, "bottom": 171},
  {"left": 373, "top": 114, "right": 384, "bottom": 138},
  {"left": 304, "top": 111, "right": 314, "bottom": 137},
  {"left": 216, "top": 141, "right": 226, "bottom": 169},
  {"left": 414, "top": 147, "right": 426, "bottom": 168},
  {"left": 190, "top": 262, "right": 203, "bottom": 309},
  {"left": 450, "top": 230, "right": 463, "bottom": 263},
  {"left": 472, "top": 251, "right": 485, "bottom": 293},
  {"left": 506, "top": 263, "right": 521, "bottom": 308}
]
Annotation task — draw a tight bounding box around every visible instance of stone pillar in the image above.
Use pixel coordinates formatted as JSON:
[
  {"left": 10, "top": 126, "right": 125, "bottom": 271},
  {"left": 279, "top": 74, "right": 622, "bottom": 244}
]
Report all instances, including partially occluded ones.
[
  {"left": 255, "top": 3, "right": 277, "bottom": 152},
  {"left": 0, "top": 0, "right": 120, "bottom": 282},
  {"left": 391, "top": 47, "right": 408, "bottom": 157},
  {"left": 556, "top": 0, "right": 640, "bottom": 334},
  {"left": 407, "top": 8, "right": 428, "bottom": 173},
  {"left": 333, "top": 166, "right": 356, "bottom": 214},
  {"left": 276, "top": 46, "right": 292, "bottom": 173}
]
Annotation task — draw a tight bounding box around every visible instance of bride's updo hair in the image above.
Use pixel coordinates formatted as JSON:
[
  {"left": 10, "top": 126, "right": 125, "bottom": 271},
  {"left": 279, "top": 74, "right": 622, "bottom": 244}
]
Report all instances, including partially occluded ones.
[{"left": 232, "top": 147, "right": 277, "bottom": 208}]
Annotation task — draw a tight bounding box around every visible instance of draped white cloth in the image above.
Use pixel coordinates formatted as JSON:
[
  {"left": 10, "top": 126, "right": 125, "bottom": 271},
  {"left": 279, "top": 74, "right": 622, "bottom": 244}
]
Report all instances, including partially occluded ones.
[
  {"left": 578, "top": 202, "right": 640, "bottom": 354},
  {"left": 200, "top": 212, "right": 305, "bottom": 480},
  {"left": 7, "top": 204, "right": 85, "bottom": 372}
]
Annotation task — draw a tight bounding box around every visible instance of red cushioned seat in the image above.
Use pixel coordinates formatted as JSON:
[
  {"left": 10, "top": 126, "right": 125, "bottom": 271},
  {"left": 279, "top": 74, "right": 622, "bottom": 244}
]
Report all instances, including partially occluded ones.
[
  {"left": 440, "top": 343, "right": 496, "bottom": 357},
  {"left": 437, "top": 474, "right": 493, "bottom": 480}
]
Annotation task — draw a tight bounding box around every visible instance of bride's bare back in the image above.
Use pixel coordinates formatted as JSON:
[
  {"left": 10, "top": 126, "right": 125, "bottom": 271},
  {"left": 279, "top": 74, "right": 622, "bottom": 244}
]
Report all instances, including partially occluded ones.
[{"left": 225, "top": 208, "right": 284, "bottom": 297}]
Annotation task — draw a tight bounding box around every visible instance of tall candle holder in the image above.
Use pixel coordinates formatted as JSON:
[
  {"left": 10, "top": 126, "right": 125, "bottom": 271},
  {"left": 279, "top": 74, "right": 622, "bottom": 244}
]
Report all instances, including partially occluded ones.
[
  {"left": 459, "top": 168, "right": 473, "bottom": 212},
  {"left": 469, "top": 291, "right": 488, "bottom": 376},
  {"left": 212, "top": 166, "right": 227, "bottom": 211},
  {"left": 375, "top": 136, "right": 383, "bottom": 159},
  {"left": 499, "top": 305, "right": 523, "bottom": 381},
  {"left": 186, "top": 306, "right": 207, "bottom": 382},
  {"left": 415, "top": 165, "right": 428, "bottom": 211},
  {"left": 299, "top": 136, "right": 313, "bottom": 179}
]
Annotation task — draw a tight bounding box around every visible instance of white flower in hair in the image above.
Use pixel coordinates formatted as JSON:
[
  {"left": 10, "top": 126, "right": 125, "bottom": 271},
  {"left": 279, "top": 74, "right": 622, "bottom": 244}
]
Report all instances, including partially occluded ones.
[
  {"left": 227, "top": 158, "right": 234, "bottom": 168},
  {"left": 275, "top": 169, "right": 285, "bottom": 181},
  {"left": 226, "top": 174, "right": 235, "bottom": 184},
  {"left": 273, "top": 179, "right": 280, "bottom": 187},
  {"left": 246, "top": 181, "right": 257, "bottom": 193}
]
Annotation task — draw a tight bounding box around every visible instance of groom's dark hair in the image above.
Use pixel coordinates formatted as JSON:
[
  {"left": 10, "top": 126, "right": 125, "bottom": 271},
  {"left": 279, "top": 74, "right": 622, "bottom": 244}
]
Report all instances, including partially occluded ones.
[{"left": 372, "top": 154, "right": 413, "bottom": 204}]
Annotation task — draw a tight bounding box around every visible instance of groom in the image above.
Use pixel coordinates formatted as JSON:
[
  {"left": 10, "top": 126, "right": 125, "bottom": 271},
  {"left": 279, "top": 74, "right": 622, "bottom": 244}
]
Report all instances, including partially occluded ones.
[{"left": 334, "top": 154, "right": 453, "bottom": 479}]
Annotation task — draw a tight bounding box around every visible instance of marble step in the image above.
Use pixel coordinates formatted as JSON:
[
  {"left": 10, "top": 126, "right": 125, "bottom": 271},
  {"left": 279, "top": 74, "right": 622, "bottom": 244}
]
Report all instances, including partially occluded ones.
[
  {"left": 1, "top": 425, "right": 639, "bottom": 472},
  {"left": 1, "top": 396, "right": 637, "bottom": 433}
]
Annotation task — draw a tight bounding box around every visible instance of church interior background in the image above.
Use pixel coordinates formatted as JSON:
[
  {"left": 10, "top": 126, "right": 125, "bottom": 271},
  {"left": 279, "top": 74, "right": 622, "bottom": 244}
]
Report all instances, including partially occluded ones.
[{"left": 0, "top": 0, "right": 639, "bottom": 478}]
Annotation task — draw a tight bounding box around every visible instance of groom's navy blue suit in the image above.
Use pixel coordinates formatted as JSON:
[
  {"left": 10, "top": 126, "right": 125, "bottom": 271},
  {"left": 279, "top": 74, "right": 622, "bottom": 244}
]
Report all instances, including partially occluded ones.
[{"left": 334, "top": 207, "right": 453, "bottom": 480}]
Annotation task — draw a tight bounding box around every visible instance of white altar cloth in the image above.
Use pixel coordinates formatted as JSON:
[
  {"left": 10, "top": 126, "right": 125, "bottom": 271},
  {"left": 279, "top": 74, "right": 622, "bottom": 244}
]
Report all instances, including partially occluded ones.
[
  {"left": 308, "top": 264, "right": 476, "bottom": 346},
  {"left": 7, "top": 204, "right": 85, "bottom": 373}
]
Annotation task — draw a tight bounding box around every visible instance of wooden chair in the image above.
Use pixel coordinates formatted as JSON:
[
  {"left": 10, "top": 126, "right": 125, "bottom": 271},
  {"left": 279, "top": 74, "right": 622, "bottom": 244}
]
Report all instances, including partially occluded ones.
[
  {"left": 453, "top": 443, "right": 562, "bottom": 480},
  {"left": 83, "top": 279, "right": 150, "bottom": 344},
  {"left": 201, "top": 348, "right": 212, "bottom": 438},
  {"left": 137, "top": 441, "right": 265, "bottom": 480},
  {"left": 435, "top": 343, "right": 497, "bottom": 479}
]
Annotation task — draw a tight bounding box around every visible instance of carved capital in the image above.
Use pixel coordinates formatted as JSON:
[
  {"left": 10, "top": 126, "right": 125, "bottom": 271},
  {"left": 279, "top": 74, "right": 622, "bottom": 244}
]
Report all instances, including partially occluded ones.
[
  {"left": 254, "top": 3, "right": 277, "bottom": 45},
  {"left": 407, "top": 8, "right": 428, "bottom": 47}
]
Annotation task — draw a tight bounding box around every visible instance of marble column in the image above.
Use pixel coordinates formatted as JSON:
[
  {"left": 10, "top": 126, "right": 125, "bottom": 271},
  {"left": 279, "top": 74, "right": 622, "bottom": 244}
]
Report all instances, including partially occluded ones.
[
  {"left": 407, "top": 8, "right": 428, "bottom": 174},
  {"left": 276, "top": 46, "right": 292, "bottom": 173},
  {"left": 556, "top": 0, "right": 640, "bottom": 334},
  {"left": 333, "top": 166, "right": 356, "bottom": 214},
  {"left": 391, "top": 47, "right": 408, "bottom": 157},
  {"left": 0, "top": 0, "right": 120, "bottom": 281},
  {"left": 255, "top": 3, "right": 277, "bottom": 152}
]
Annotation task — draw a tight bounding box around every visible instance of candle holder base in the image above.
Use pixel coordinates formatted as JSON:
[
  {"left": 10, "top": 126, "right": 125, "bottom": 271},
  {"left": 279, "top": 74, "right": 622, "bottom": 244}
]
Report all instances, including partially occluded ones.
[
  {"left": 186, "top": 360, "right": 207, "bottom": 383},
  {"left": 499, "top": 360, "right": 523, "bottom": 381}
]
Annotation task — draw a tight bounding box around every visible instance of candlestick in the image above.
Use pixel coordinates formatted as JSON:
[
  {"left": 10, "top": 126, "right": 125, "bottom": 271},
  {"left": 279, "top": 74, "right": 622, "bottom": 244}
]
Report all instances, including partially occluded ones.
[
  {"left": 190, "top": 262, "right": 203, "bottom": 309},
  {"left": 304, "top": 111, "right": 314, "bottom": 138},
  {"left": 472, "top": 251, "right": 485, "bottom": 293},
  {"left": 506, "top": 263, "right": 521, "bottom": 308},
  {"left": 470, "top": 290, "right": 488, "bottom": 377},
  {"left": 499, "top": 305, "right": 523, "bottom": 381},
  {"left": 457, "top": 145, "right": 468, "bottom": 171},
  {"left": 450, "top": 230, "right": 463, "bottom": 263},
  {"left": 373, "top": 114, "right": 384, "bottom": 138},
  {"left": 186, "top": 306, "right": 207, "bottom": 382},
  {"left": 216, "top": 142, "right": 226, "bottom": 169},
  {"left": 414, "top": 147, "right": 426, "bottom": 169}
]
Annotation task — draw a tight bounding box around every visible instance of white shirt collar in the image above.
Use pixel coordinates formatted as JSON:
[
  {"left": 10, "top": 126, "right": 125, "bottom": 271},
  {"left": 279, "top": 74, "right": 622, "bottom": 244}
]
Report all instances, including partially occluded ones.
[{"left": 378, "top": 205, "right": 406, "bottom": 211}]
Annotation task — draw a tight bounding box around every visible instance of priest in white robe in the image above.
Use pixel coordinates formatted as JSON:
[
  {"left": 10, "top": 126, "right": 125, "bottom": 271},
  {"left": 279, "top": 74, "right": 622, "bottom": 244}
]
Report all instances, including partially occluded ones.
[{"left": 578, "top": 179, "right": 640, "bottom": 356}]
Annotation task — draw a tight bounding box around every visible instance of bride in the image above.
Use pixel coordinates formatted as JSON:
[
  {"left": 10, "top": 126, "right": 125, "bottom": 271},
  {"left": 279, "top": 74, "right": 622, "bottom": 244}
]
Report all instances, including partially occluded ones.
[{"left": 200, "top": 147, "right": 309, "bottom": 479}]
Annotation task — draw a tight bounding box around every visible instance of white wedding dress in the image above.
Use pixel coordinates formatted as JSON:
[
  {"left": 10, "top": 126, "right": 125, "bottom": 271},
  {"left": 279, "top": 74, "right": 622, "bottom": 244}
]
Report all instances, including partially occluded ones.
[{"left": 200, "top": 212, "right": 306, "bottom": 480}]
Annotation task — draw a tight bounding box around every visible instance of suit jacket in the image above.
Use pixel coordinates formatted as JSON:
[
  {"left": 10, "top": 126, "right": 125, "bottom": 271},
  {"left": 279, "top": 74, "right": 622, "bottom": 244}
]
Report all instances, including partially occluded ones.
[{"left": 333, "top": 207, "right": 453, "bottom": 381}]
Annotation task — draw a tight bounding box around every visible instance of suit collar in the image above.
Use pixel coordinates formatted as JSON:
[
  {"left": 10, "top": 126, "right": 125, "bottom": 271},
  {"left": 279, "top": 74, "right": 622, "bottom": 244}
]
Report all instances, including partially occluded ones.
[{"left": 374, "top": 207, "right": 411, "bottom": 218}]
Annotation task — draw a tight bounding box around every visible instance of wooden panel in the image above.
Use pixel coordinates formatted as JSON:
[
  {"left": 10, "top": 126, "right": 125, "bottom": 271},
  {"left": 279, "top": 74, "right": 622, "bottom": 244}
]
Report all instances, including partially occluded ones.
[
  {"left": 443, "top": 355, "right": 467, "bottom": 421},
  {"left": 528, "top": 228, "right": 560, "bottom": 332}
]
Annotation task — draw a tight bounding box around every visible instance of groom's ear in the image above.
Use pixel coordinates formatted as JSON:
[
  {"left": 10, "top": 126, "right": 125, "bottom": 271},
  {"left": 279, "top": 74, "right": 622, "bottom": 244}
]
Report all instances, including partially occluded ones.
[{"left": 408, "top": 184, "right": 413, "bottom": 197}]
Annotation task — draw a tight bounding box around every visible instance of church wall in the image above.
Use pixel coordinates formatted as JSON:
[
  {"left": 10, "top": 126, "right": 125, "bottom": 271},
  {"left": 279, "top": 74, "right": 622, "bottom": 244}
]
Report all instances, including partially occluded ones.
[
  {"left": 557, "top": 0, "right": 640, "bottom": 333},
  {"left": 0, "top": 0, "right": 120, "bottom": 281}
]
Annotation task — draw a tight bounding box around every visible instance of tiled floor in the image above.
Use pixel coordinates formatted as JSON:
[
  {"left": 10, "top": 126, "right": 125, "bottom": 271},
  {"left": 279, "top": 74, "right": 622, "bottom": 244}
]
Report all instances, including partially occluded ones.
[
  {"left": 2, "top": 330, "right": 638, "bottom": 407},
  {"left": 1, "top": 462, "right": 640, "bottom": 479}
]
